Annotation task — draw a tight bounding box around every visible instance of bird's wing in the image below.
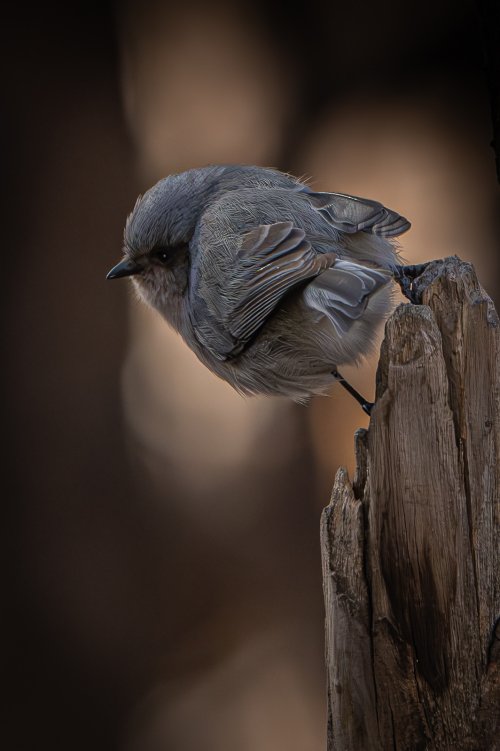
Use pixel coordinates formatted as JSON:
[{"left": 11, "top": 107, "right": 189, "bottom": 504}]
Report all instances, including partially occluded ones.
[
  {"left": 191, "top": 221, "right": 335, "bottom": 360},
  {"left": 303, "top": 260, "right": 391, "bottom": 336},
  {"left": 300, "top": 188, "right": 411, "bottom": 238}
]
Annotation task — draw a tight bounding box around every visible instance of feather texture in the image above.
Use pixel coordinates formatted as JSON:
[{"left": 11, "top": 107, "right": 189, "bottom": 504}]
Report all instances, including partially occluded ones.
[
  {"left": 302, "top": 189, "right": 411, "bottom": 237},
  {"left": 195, "top": 222, "right": 335, "bottom": 358},
  {"left": 303, "top": 261, "right": 391, "bottom": 336}
]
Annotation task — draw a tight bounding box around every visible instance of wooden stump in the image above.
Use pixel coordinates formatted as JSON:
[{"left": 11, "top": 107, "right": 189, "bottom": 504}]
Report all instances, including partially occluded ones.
[{"left": 321, "top": 257, "right": 500, "bottom": 750}]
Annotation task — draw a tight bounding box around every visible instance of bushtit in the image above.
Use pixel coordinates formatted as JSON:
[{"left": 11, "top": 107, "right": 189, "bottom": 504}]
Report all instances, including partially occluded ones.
[{"left": 107, "top": 165, "right": 411, "bottom": 411}]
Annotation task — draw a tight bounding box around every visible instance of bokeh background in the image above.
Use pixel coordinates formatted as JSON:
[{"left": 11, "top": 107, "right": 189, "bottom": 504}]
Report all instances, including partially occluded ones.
[{"left": 3, "top": 1, "right": 499, "bottom": 749}]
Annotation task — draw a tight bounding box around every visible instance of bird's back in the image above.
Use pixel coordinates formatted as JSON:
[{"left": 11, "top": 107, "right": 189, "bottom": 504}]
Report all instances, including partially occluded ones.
[{"left": 179, "top": 171, "right": 406, "bottom": 397}]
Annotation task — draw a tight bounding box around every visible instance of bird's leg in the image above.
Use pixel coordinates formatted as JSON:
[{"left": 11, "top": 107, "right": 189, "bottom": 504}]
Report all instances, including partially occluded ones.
[
  {"left": 393, "top": 263, "right": 430, "bottom": 303},
  {"left": 332, "top": 369, "right": 373, "bottom": 416},
  {"left": 332, "top": 264, "right": 430, "bottom": 413}
]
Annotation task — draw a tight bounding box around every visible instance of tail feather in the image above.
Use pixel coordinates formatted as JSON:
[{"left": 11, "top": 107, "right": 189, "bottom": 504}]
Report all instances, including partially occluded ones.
[{"left": 302, "top": 188, "right": 411, "bottom": 238}]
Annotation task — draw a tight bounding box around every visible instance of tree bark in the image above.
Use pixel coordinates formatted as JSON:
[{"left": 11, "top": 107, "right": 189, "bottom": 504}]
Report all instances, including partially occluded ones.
[{"left": 321, "top": 257, "right": 500, "bottom": 750}]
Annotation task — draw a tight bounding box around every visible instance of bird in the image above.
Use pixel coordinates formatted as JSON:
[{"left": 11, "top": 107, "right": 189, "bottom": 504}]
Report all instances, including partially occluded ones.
[{"left": 107, "top": 165, "right": 411, "bottom": 412}]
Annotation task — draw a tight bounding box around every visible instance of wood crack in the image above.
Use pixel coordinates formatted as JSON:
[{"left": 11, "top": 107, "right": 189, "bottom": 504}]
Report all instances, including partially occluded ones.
[{"left": 322, "top": 257, "right": 500, "bottom": 750}]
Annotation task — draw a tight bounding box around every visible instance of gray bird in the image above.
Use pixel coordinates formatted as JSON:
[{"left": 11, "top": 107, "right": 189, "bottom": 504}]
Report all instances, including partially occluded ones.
[{"left": 107, "top": 165, "right": 411, "bottom": 411}]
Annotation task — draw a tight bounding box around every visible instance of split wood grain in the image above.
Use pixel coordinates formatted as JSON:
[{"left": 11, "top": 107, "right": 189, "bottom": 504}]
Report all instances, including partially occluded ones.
[{"left": 321, "top": 257, "right": 500, "bottom": 750}]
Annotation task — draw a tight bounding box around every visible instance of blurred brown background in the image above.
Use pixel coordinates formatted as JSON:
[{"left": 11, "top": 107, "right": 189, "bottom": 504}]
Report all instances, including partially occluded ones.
[{"left": 2, "top": 2, "right": 499, "bottom": 749}]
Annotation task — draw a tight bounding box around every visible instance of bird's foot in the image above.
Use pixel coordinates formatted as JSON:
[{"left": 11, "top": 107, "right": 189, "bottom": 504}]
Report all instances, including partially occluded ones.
[
  {"left": 394, "top": 263, "right": 430, "bottom": 303},
  {"left": 332, "top": 369, "right": 373, "bottom": 416}
]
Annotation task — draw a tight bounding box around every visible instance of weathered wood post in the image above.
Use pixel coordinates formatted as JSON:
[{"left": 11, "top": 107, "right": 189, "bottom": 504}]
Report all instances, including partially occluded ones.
[{"left": 321, "top": 257, "right": 500, "bottom": 750}]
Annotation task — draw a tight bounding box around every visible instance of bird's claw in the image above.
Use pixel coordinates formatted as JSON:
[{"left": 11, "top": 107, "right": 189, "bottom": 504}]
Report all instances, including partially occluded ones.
[
  {"left": 394, "top": 263, "right": 430, "bottom": 303},
  {"left": 362, "top": 401, "right": 374, "bottom": 416}
]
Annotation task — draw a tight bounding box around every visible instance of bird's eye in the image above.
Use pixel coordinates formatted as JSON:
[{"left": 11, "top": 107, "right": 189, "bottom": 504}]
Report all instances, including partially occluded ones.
[{"left": 152, "top": 248, "right": 170, "bottom": 264}]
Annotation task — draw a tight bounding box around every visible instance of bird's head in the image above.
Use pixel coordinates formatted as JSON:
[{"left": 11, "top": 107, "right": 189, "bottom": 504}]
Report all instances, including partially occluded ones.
[{"left": 107, "top": 168, "right": 223, "bottom": 319}]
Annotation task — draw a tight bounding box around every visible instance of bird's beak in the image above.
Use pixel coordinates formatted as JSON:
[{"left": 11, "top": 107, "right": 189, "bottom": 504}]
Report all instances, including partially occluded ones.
[{"left": 106, "top": 258, "right": 143, "bottom": 280}]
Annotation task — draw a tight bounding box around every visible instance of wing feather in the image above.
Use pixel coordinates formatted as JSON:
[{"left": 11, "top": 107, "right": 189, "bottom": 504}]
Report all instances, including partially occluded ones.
[
  {"left": 302, "top": 189, "right": 411, "bottom": 238},
  {"left": 228, "top": 222, "right": 334, "bottom": 344},
  {"left": 304, "top": 260, "right": 391, "bottom": 336},
  {"left": 192, "top": 221, "right": 334, "bottom": 359}
]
